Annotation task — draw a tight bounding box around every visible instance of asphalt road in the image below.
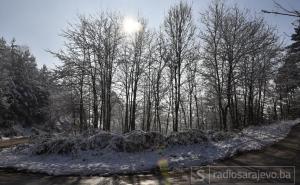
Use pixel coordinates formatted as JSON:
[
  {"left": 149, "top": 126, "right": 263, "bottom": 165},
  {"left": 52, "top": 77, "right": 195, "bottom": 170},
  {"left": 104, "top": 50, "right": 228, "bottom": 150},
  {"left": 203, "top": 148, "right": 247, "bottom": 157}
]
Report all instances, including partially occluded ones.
[{"left": 0, "top": 124, "right": 299, "bottom": 185}]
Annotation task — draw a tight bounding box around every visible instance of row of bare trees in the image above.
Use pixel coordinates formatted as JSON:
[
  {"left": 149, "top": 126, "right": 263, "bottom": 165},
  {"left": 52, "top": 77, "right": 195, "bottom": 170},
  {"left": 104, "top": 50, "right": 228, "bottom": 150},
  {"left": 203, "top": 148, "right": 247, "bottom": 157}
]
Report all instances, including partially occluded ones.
[
  {"left": 52, "top": 14, "right": 122, "bottom": 132},
  {"left": 201, "top": 2, "right": 281, "bottom": 130},
  {"left": 52, "top": 1, "right": 284, "bottom": 134}
]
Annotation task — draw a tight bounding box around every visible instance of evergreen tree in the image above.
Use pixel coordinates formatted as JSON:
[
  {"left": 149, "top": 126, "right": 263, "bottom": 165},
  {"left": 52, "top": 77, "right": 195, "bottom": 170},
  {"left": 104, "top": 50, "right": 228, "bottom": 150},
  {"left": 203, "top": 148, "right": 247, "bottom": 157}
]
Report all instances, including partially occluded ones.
[
  {"left": 0, "top": 37, "right": 50, "bottom": 128},
  {"left": 276, "top": 20, "right": 300, "bottom": 118}
]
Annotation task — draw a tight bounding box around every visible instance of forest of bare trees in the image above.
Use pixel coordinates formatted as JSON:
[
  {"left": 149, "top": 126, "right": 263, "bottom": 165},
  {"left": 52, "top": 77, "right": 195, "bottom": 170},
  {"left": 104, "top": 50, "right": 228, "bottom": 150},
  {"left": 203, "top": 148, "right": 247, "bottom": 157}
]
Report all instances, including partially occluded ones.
[
  {"left": 48, "top": 1, "right": 299, "bottom": 134},
  {"left": 1, "top": 1, "right": 299, "bottom": 135}
]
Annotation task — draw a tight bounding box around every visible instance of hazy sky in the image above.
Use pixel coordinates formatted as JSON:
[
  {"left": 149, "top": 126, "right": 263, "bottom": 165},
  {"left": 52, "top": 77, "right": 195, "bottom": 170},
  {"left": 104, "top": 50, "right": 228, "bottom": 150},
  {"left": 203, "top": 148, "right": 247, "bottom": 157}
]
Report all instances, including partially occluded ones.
[{"left": 1, "top": 0, "right": 300, "bottom": 68}]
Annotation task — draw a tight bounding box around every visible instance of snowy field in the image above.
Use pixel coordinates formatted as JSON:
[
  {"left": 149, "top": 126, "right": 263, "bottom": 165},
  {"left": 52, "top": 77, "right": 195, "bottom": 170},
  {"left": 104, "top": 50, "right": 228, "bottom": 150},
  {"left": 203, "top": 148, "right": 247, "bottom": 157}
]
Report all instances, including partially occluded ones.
[{"left": 0, "top": 119, "right": 299, "bottom": 176}]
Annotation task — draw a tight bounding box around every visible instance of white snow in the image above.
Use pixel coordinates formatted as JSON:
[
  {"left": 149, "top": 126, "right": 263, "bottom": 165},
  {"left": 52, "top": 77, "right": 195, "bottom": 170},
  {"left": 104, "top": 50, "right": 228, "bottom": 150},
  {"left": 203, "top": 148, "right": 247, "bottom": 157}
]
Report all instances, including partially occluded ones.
[
  {"left": 0, "top": 119, "right": 298, "bottom": 176},
  {"left": 0, "top": 137, "right": 10, "bottom": 141},
  {"left": 0, "top": 136, "right": 24, "bottom": 141}
]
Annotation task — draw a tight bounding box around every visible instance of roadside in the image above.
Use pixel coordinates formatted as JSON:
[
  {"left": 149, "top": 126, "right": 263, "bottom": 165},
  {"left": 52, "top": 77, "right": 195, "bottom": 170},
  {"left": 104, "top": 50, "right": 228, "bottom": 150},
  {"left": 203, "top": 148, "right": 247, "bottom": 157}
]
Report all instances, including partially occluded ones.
[
  {"left": 0, "top": 137, "right": 29, "bottom": 149},
  {"left": 0, "top": 123, "right": 299, "bottom": 185}
]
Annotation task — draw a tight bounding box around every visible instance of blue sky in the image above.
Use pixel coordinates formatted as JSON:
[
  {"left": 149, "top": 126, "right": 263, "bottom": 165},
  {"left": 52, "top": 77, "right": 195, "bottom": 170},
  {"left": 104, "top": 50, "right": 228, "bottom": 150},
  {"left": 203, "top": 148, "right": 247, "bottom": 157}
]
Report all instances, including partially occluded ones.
[{"left": 1, "top": 0, "right": 299, "bottom": 68}]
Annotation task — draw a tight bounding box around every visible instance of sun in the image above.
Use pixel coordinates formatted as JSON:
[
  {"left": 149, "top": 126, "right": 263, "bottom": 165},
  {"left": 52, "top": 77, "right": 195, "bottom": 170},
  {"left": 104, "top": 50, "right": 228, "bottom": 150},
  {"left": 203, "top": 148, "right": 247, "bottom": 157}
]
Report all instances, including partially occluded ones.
[{"left": 122, "top": 17, "right": 142, "bottom": 34}]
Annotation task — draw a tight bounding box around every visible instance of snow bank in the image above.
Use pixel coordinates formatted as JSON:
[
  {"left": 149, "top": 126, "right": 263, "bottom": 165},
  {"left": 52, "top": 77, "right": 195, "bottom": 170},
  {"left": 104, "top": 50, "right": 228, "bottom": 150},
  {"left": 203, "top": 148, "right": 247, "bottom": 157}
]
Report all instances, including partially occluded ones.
[{"left": 0, "top": 119, "right": 298, "bottom": 176}]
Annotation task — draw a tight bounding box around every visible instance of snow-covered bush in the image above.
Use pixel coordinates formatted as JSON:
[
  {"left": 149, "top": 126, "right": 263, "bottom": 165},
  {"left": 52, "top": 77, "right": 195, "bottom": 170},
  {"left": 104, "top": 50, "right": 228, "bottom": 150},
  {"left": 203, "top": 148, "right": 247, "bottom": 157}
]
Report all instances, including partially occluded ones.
[
  {"left": 108, "top": 131, "right": 165, "bottom": 152},
  {"left": 108, "top": 135, "right": 126, "bottom": 152},
  {"left": 144, "top": 132, "right": 165, "bottom": 148},
  {"left": 31, "top": 130, "right": 167, "bottom": 154},
  {"left": 0, "top": 126, "right": 18, "bottom": 137},
  {"left": 166, "top": 129, "right": 208, "bottom": 145},
  {"left": 83, "top": 131, "right": 114, "bottom": 150},
  {"left": 207, "top": 131, "right": 236, "bottom": 142},
  {"left": 33, "top": 137, "right": 81, "bottom": 155},
  {"left": 31, "top": 129, "right": 238, "bottom": 155},
  {"left": 117, "top": 130, "right": 165, "bottom": 152},
  {"left": 122, "top": 130, "right": 146, "bottom": 152}
]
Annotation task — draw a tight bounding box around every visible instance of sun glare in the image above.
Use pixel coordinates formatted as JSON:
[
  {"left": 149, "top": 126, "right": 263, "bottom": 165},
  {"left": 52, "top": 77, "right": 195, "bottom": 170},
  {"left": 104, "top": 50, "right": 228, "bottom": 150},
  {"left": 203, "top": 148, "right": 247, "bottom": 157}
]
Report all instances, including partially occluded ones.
[{"left": 122, "top": 17, "right": 142, "bottom": 34}]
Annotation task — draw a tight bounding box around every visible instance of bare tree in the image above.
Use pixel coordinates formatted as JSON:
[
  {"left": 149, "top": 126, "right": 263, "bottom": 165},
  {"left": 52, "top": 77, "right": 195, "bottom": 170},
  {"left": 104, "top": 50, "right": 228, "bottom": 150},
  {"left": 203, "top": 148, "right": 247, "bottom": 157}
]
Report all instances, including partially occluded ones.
[
  {"left": 117, "top": 19, "right": 153, "bottom": 132},
  {"left": 262, "top": 1, "right": 300, "bottom": 17},
  {"left": 201, "top": 1, "right": 281, "bottom": 130},
  {"left": 163, "top": 1, "right": 196, "bottom": 132}
]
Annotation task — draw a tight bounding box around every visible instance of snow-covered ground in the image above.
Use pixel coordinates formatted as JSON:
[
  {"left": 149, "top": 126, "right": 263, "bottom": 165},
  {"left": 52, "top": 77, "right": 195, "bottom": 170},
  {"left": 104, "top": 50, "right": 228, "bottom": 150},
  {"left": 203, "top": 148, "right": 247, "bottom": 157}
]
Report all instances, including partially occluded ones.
[
  {"left": 0, "top": 119, "right": 299, "bottom": 176},
  {"left": 0, "top": 136, "right": 24, "bottom": 141}
]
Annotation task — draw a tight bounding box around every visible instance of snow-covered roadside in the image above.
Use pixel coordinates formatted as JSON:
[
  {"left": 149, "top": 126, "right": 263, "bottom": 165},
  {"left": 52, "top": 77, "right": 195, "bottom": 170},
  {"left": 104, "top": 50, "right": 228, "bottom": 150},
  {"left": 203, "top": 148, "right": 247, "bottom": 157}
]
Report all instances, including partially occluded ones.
[
  {"left": 0, "top": 136, "right": 24, "bottom": 141},
  {"left": 0, "top": 119, "right": 299, "bottom": 176}
]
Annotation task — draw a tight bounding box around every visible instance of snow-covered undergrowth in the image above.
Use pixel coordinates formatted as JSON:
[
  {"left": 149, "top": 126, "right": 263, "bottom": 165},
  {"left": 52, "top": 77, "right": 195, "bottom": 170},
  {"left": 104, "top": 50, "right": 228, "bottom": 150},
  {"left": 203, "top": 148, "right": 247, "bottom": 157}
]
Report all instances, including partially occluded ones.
[
  {"left": 31, "top": 129, "right": 210, "bottom": 155},
  {"left": 0, "top": 119, "right": 298, "bottom": 176},
  {"left": 0, "top": 124, "right": 47, "bottom": 139}
]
